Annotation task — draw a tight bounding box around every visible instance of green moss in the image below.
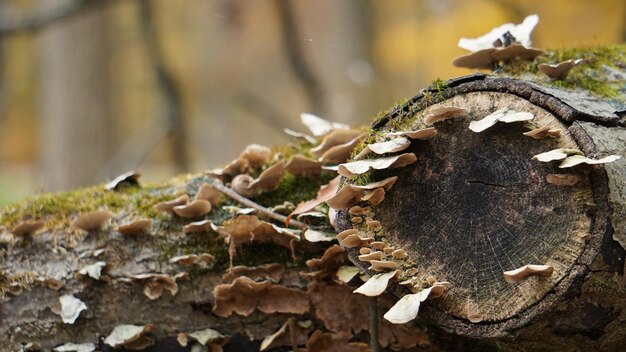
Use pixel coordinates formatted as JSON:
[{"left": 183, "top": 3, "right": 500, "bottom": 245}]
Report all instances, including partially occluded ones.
[
  {"left": 429, "top": 78, "right": 449, "bottom": 100},
  {"left": 497, "top": 44, "right": 626, "bottom": 101},
  {"left": 253, "top": 172, "right": 335, "bottom": 207}
]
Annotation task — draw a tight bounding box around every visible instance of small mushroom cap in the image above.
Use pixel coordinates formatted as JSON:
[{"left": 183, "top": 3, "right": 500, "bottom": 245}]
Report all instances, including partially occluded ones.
[
  {"left": 452, "top": 48, "right": 498, "bottom": 69},
  {"left": 369, "top": 260, "right": 400, "bottom": 272},
  {"left": 458, "top": 14, "right": 538, "bottom": 52},
  {"left": 339, "top": 233, "right": 373, "bottom": 248},
  {"left": 503, "top": 264, "right": 554, "bottom": 283},
  {"left": 195, "top": 183, "right": 222, "bottom": 206},
  {"left": 387, "top": 127, "right": 438, "bottom": 140},
  {"left": 11, "top": 220, "right": 45, "bottom": 237},
  {"left": 468, "top": 312, "right": 484, "bottom": 323},
  {"left": 491, "top": 43, "right": 543, "bottom": 61},
  {"left": 336, "top": 228, "right": 358, "bottom": 242},
  {"left": 538, "top": 59, "right": 583, "bottom": 80},
  {"left": 337, "top": 153, "right": 417, "bottom": 179},
  {"left": 523, "top": 125, "right": 561, "bottom": 139},
  {"left": 104, "top": 324, "right": 155, "bottom": 348},
  {"left": 391, "top": 249, "right": 407, "bottom": 259},
  {"left": 285, "top": 155, "right": 322, "bottom": 177},
  {"left": 105, "top": 171, "right": 141, "bottom": 191},
  {"left": 366, "top": 220, "right": 382, "bottom": 231},
  {"left": 239, "top": 144, "right": 271, "bottom": 168},
  {"left": 370, "top": 241, "right": 385, "bottom": 250},
  {"left": 57, "top": 294, "right": 87, "bottom": 324},
  {"left": 231, "top": 174, "right": 256, "bottom": 198},
  {"left": 358, "top": 251, "right": 383, "bottom": 262},
  {"left": 546, "top": 174, "right": 581, "bottom": 186},
  {"left": 116, "top": 219, "right": 151, "bottom": 235},
  {"left": 359, "top": 247, "right": 372, "bottom": 255},
  {"left": 424, "top": 106, "right": 468, "bottom": 125},
  {"left": 173, "top": 200, "right": 212, "bottom": 218},
  {"left": 301, "top": 113, "right": 349, "bottom": 137},
  {"left": 318, "top": 135, "right": 364, "bottom": 164},
  {"left": 361, "top": 188, "right": 385, "bottom": 205},
  {"left": 311, "top": 129, "right": 362, "bottom": 157},
  {"left": 283, "top": 128, "right": 317, "bottom": 143},
  {"left": 183, "top": 219, "right": 213, "bottom": 234},
  {"left": 326, "top": 185, "right": 366, "bottom": 210},
  {"left": 72, "top": 210, "right": 113, "bottom": 231},
  {"left": 154, "top": 194, "right": 190, "bottom": 213},
  {"left": 249, "top": 161, "right": 286, "bottom": 192}
]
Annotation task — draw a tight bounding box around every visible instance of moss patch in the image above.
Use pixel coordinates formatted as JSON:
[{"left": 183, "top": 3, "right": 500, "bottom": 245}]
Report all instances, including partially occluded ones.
[{"left": 497, "top": 44, "right": 626, "bottom": 101}]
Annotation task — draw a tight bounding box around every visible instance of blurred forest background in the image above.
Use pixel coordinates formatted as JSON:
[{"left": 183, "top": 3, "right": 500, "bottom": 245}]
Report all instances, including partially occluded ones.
[{"left": 0, "top": 0, "right": 624, "bottom": 206}]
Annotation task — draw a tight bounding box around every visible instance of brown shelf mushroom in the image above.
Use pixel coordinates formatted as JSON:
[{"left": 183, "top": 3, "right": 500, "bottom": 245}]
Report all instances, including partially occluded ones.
[
  {"left": 538, "top": 59, "right": 583, "bottom": 80},
  {"left": 11, "top": 220, "right": 45, "bottom": 237},
  {"left": 153, "top": 194, "right": 190, "bottom": 214},
  {"left": 503, "top": 264, "right": 554, "bottom": 283},
  {"left": 173, "top": 200, "right": 212, "bottom": 218},
  {"left": 71, "top": 210, "right": 113, "bottom": 232},
  {"left": 116, "top": 219, "right": 151, "bottom": 235}
]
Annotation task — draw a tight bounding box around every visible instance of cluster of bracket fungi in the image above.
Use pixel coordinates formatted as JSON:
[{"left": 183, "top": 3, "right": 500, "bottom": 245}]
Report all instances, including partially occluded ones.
[{"left": 0, "top": 14, "right": 623, "bottom": 352}]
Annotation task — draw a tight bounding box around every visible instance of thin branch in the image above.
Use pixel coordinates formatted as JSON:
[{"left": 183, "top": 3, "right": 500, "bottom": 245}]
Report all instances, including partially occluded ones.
[
  {"left": 0, "top": 0, "right": 102, "bottom": 35},
  {"left": 138, "top": 0, "right": 189, "bottom": 173},
  {"left": 210, "top": 178, "right": 309, "bottom": 230},
  {"left": 369, "top": 296, "right": 381, "bottom": 352},
  {"left": 275, "top": 0, "right": 325, "bottom": 115}
]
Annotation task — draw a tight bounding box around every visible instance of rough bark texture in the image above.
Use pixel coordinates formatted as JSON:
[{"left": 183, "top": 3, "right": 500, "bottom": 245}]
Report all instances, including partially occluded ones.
[{"left": 2, "top": 45, "right": 626, "bottom": 352}]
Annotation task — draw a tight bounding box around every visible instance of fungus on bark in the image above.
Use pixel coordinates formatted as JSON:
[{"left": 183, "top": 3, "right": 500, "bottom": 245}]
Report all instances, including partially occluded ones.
[
  {"left": 71, "top": 210, "right": 113, "bottom": 232},
  {"left": 538, "top": 59, "right": 583, "bottom": 80},
  {"left": 173, "top": 200, "right": 212, "bottom": 218},
  {"left": 105, "top": 171, "right": 141, "bottom": 191},
  {"left": 11, "top": 220, "right": 45, "bottom": 237},
  {"left": 153, "top": 194, "right": 189, "bottom": 213},
  {"left": 116, "top": 219, "right": 151, "bottom": 235},
  {"left": 503, "top": 264, "right": 554, "bottom": 283}
]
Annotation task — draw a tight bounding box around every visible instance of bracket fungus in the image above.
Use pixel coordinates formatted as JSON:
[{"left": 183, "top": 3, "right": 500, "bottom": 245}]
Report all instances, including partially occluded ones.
[
  {"left": 337, "top": 153, "right": 416, "bottom": 179},
  {"left": 311, "top": 129, "right": 362, "bottom": 158},
  {"left": 423, "top": 106, "right": 468, "bottom": 125},
  {"left": 71, "top": 210, "right": 113, "bottom": 232},
  {"left": 182, "top": 219, "right": 213, "bottom": 234},
  {"left": 538, "top": 59, "right": 583, "bottom": 80},
  {"left": 503, "top": 264, "right": 554, "bottom": 283},
  {"left": 173, "top": 199, "right": 212, "bottom": 218},
  {"left": 104, "top": 171, "right": 141, "bottom": 191},
  {"left": 194, "top": 182, "right": 222, "bottom": 206},
  {"left": 468, "top": 108, "right": 534, "bottom": 133},
  {"left": 103, "top": 324, "right": 155, "bottom": 349},
  {"left": 53, "top": 343, "right": 96, "bottom": 352},
  {"left": 153, "top": 194, "right": 189, "bottom": 213},
  {"left": 355, "top": 137, "right": 411, "bottom": 160},
  {"left": 387, "top": 127, "right": 438, "bottom": 140},
  {"left": 523, "top": 125, "right": 561, "bottom": 139},
  {"left": 558, "top": 154, "right": 620, "bottom": 168},
  {"left": 383, "top": 282, "right": 450, "bottom": 324},
  {"left": 300, "top": 112, "right": 349, "bottom": 137},
  {"left": 248, "top": 161, "right": 286, "bottom": 193},
  {"left": 532, "top": 148, "right": 583, "bottom": 162},
  {"left": 169, "top": 253, "right": 215, "bottom": 268},
  {"left": 353, "top": 270, "right": 398, "bottom": 297},
  {"left": 285, "top": 155, "right": 323, "bottom": 177},
  {"left": 546, "top": 173, "right": 581, "bottom": 186},
  {"left": 231, "top": 174, "right": 256, "bottom": 198},
  {"left": 116, "top": 219, "right": 151, "bottom": 235},
  {"left": 212, "top": 276, "right": 309, "bottom": 317},
  {"left": 10, "top": 220, "right": 45, "bottom": 237},
  {"left": 56, "top": 294, "right": 87, "bottom": 324},
  {"left": 222, "top": 263, "right": 284, "bottom": 283},
  {"left": 126, "top": 273, "right": 180, "bottom": 300},
  {"left": 78, "top": 262, "right": 106, "bottom": 280},
  {"left": 239, "top": 144, "right": 271, "bottom": 168},
  {"left": 318, "top": 135, "right": 365, "bottom": 163}
]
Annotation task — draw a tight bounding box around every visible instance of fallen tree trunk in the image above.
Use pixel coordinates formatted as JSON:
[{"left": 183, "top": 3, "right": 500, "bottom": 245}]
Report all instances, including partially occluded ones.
[{"left": 1, "top": 45, "right": 625, "bottom": 352}]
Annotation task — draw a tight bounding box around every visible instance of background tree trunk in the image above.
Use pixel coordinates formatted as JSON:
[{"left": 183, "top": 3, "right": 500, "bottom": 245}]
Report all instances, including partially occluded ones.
[{"left": 37, "top": 1, "right": 112, "bottom": 192}]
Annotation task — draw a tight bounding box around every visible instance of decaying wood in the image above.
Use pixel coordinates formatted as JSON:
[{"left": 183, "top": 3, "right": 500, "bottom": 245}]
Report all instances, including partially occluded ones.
[{"left": 1, "top": 45, "right": 626, "bottom": 352}]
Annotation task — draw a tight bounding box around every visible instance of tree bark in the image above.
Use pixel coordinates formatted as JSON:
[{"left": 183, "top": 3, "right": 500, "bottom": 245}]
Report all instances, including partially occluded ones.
[{"left": 2, "top": 45, "right": 626, "bottom": 352}]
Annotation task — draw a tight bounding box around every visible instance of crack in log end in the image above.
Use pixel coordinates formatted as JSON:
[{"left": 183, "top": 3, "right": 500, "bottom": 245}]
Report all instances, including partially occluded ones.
[
  {"left": 464, "top": 180, "right": 508, "bottom": 188},
  {"left": 343, "top": 92, "right": 599, "bottom": 335}
]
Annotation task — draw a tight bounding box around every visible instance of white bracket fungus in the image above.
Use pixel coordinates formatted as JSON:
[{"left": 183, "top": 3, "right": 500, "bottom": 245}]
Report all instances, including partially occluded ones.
[
  {"left": 469, "top": 108, "right": 534, "bottom": 133},
  {"left": 353, "top": 270, "right": 398, "bottom": 297},
  {"left": 300, "top": 113, "right": 349, "bottom": 137},
  {"left": 337, "top": 153, "right": 416, "bottom": 179},
  {"left": 57, "top": 294, "right": 87, "bottom": 324},
  {"left": 78, "top": 262, "right": 106, "bottom": 280},
  {"left": 423, "top": 107, "right": 468, "bottom": 125}
]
